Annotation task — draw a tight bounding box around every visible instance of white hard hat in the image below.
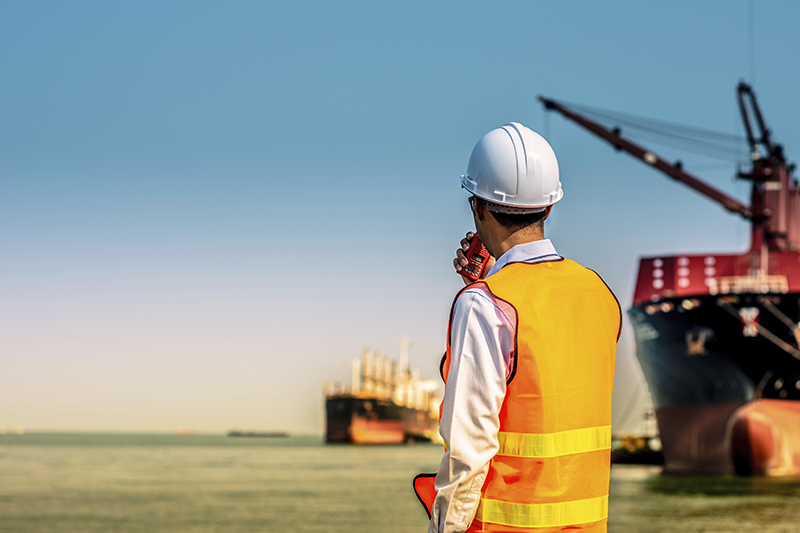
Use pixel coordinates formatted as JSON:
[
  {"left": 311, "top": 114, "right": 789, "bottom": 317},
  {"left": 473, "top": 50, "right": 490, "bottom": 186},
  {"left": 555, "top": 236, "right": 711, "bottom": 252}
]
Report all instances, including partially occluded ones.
[{"left": 461, "top": 122, "right": 563, "bottom": 213}]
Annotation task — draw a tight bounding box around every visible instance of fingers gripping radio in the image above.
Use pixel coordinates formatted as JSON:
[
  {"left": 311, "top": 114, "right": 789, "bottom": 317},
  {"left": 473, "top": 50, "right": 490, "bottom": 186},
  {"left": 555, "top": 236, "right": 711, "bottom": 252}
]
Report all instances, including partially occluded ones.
[{"left": 461, "top": 234, "right": 490, "bottom": 281}]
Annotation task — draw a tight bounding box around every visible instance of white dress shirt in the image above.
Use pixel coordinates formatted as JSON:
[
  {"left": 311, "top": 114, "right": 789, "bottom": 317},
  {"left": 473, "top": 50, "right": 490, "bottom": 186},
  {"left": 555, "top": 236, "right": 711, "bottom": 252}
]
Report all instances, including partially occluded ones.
[{"left": 429, "top": 239, "right": 560, "bottom": 533}]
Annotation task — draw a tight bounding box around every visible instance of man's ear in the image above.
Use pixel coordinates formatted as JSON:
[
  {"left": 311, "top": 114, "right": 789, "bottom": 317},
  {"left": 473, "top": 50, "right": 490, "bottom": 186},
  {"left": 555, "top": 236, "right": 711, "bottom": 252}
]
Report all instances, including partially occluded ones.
[
  {"left": 476, "top": 200, "right": 488, "bottom": 222},
  {"left": 543, "top": 205, "right": 553, "bottom": 221}
]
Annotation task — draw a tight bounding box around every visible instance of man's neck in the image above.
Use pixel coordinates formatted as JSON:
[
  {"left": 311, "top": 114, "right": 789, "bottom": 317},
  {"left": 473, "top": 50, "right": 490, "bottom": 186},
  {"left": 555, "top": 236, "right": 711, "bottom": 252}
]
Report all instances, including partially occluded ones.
[
  {"left": 475, "top": 203, "right": 550, "bottom": 259},
  {"left": 492, "top": 228, "right": 545, "bottom": 259}
]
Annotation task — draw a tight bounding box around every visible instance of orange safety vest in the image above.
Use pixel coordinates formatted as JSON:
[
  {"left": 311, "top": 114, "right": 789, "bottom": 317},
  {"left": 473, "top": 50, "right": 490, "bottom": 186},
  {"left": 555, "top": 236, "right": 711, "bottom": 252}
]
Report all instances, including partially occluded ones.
[{"left": 418, "top": 257, "right": 621, "bottom": 533}]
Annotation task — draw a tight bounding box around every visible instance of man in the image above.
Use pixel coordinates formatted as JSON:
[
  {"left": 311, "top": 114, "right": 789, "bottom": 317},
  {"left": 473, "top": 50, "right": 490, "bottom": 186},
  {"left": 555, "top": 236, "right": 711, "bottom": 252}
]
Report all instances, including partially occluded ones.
[{"left": 416, "top": 123, "right": 621, "bottom": 533}]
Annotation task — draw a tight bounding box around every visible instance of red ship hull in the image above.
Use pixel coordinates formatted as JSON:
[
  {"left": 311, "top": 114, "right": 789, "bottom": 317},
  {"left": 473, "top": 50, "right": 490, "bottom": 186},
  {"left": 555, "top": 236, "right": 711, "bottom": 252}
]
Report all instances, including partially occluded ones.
[
  {"left": 730, "top": 399, "right": 800, "bottom": 476},
  {"left": 656, "top": 400, "right": 800, "bottom": 476},
  {"left": 348, "top": 418, "right": 405, "bottom": 444}
]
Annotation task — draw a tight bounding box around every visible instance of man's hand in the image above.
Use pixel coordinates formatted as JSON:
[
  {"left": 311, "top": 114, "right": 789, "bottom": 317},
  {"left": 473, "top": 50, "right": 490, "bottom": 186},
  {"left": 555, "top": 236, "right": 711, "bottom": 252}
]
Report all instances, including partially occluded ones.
[{"left": 453, "top": 232, "right": 496, "bottom": 285}]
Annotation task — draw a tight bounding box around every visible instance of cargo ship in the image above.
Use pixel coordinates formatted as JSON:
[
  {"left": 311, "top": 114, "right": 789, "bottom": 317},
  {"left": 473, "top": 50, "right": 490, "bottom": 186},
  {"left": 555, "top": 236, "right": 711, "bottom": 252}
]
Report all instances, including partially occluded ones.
[
  {"left": 325, "top": 340, "right": 441, "bottom": 444},
  {"left": 541, "top": 83, "right": 800, "bottom": 476}
]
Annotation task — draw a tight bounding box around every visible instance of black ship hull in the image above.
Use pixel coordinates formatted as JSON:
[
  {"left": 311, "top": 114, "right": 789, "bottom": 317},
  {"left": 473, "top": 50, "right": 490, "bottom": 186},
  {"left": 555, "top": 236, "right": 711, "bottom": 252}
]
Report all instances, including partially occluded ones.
[{"left": 630, "top": 291, "right": 800, "bottom": 475}]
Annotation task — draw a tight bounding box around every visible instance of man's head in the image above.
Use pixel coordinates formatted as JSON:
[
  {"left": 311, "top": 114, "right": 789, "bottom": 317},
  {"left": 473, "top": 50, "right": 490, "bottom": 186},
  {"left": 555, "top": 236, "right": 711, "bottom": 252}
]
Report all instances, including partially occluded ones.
[
  {"left": 469, "top": 195, "right": 552, "bottom": 256},
  {"left": 469, "top": 195, "right": 550, "bottom": 231},
  {"left": 462, "top": 123, "right": 560, "bottom": 256}
]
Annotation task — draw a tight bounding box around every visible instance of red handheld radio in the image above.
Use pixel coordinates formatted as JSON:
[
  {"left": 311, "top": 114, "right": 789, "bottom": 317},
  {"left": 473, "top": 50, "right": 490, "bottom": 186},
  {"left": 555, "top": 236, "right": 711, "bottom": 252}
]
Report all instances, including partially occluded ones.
[{"left": 461, "top": 234, "right": 490, "bottom": 281}]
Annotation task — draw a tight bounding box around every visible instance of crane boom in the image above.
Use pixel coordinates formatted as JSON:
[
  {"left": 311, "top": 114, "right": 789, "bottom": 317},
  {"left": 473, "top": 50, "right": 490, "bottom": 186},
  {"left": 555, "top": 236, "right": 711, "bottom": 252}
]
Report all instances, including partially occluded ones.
[{"left": 538, "top": 96, "right": 754, "bottom": 221}]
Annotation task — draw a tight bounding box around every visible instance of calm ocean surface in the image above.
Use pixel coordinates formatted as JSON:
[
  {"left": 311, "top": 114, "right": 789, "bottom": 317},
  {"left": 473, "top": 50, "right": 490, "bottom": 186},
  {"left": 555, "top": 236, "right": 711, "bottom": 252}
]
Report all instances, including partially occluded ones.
[{"left": 1, "top": 433, "right": 799, "bottom": 532}]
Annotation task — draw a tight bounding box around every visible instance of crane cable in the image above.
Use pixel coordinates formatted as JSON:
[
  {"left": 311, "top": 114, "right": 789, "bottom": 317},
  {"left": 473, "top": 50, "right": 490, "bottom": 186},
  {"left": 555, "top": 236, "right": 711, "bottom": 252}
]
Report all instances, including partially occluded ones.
[{"left": 556, "top": 100, "right": 749, "bottom": 161}]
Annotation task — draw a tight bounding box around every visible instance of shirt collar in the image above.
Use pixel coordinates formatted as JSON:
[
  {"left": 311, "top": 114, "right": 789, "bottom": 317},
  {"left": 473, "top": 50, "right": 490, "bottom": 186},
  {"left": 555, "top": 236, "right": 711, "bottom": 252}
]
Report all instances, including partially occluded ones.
[{"left": 486, "top": 239, "right": 560, "bottom": 278}]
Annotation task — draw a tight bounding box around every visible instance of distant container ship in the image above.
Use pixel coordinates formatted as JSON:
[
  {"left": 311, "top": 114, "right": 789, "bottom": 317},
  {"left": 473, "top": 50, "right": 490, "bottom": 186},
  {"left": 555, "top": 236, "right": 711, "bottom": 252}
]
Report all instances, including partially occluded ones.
[
  {"left": 325, "top": 341, "right": 441, "bottom": 444},
  {"left": 226, "top": 430, "right": 289, "bottom": 438}
]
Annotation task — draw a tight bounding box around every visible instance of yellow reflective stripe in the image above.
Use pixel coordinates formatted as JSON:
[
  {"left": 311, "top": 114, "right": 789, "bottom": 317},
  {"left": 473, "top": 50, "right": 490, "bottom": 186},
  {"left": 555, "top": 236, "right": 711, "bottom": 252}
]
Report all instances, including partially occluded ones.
[
  {"left": 496, "top": 425, "right": 611, "bottom": 458},
  {"left": 476, "top": 495, "right": 608, "bottom": 528}
]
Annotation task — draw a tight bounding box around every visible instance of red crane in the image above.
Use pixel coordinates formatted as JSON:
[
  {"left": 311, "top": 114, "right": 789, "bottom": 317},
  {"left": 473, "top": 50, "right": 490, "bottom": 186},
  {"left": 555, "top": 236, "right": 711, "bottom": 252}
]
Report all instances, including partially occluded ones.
[{"left": 539, "top": 83, "right": 800, "bottom": 253}]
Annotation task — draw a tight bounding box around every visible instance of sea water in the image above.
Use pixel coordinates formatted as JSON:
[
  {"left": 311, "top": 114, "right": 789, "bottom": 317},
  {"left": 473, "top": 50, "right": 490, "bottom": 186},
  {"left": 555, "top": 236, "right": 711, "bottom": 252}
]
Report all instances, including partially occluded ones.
[{"left": 1, "top": 433, "right": 798, "bottom": 532}]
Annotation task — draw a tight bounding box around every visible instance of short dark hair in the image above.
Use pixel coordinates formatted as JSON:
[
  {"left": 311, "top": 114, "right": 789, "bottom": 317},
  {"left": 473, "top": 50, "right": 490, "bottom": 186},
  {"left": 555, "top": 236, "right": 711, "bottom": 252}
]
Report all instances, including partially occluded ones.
[{"left": 475, "top": 197, "right": 548, "bottom": 230}]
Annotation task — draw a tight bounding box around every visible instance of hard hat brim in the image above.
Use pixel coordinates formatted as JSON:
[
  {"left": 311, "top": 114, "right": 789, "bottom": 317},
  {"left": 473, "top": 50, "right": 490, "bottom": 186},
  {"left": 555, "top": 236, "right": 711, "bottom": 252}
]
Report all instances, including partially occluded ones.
[{"left": 461, "top": 174, "right": 560, "bottom": 213}]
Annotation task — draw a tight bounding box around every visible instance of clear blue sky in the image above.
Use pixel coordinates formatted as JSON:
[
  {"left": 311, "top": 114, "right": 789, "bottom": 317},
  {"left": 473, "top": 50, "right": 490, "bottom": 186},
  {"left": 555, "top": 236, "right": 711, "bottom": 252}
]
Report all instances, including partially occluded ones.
[{"left": 3, "top": 0, "right": 799, "bottom": 434}]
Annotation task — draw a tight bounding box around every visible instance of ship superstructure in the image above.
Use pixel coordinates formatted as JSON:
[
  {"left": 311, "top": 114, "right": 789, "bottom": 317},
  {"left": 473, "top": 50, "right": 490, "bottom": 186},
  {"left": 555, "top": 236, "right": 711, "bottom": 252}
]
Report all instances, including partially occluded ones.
[
  {"left": 325, "top": 340, "right": 441, "bottom": 444},
  {"left": 542, "top": 84, "right": 800, "bottom": 475}
]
